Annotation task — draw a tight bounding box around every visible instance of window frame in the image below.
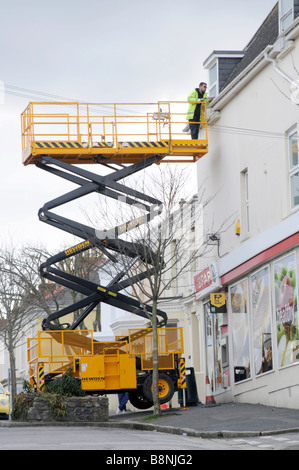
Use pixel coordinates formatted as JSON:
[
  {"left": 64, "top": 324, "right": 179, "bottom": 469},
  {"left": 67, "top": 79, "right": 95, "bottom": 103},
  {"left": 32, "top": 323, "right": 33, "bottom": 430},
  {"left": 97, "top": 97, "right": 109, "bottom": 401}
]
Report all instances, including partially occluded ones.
[
  {"left": 288, "top": 126, "right": 299, "bottom": 210},
  {"left": 274, "top": 251, "right": 299, "bottom": 369},
  {"left": 250, "top": 264, "right": 274, "bottom": 376},
  {"left": 279, "top": 0, "right": 294, "bottom": 32},
  {"left": 208, "top": 60, "right": 219, "bottom": 98},
  {"left": 241, "top": 168, "right": 250, "bottom": 235},
  {"left": 229, "top": 277, "right": 251, "bottom": 384}
]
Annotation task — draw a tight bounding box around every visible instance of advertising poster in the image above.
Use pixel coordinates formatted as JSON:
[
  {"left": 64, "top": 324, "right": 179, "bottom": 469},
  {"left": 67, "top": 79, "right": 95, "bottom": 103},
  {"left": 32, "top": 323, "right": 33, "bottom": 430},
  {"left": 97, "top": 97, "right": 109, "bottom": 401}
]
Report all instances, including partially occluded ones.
[
  {"left": 251, "top": 266, "right": 273, "bottom": 375},
  {"left": 230, "top": 279, "right": 251, "bottom": 382},
  {"left": 274, "top": 253, "right": 299, "bottom": 367}
]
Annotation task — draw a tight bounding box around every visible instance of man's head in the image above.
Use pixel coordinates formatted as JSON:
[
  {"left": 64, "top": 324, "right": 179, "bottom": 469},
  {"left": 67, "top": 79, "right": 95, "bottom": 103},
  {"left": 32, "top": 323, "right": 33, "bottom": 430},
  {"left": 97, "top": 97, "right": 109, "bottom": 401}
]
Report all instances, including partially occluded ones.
[{"left": 199, "top": 82, "right": 207, "bottom": 93}]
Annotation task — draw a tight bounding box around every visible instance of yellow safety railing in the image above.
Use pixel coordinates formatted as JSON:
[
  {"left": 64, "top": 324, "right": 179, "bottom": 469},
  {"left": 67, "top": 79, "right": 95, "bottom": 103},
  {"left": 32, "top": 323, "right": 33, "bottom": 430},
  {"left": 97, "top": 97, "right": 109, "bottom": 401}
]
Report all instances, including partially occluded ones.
[
  {"left": 21, "top": 101, "right": 207, "bottom": 147},
  {"left": 127, "top": 327, "right": 184, "bottom": 370},
  {"left": 27, "top": 330, "right": 95, "bottom": 387},
  {"left": 21, "top": 101, "right": 208, "bottom": 165}
]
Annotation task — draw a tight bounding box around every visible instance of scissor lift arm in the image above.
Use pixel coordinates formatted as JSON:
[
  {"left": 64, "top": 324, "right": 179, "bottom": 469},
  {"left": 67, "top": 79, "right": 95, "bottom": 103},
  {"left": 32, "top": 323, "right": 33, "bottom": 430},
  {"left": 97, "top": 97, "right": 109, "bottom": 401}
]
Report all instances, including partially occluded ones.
[{"left": 36, "top": 154, "right": 168, "bottom": 331}]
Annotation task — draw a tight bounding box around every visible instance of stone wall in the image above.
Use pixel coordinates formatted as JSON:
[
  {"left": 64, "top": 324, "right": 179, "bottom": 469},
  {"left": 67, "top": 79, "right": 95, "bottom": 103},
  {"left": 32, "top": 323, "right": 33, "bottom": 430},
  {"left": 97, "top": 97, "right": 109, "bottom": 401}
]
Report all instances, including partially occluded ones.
[{"left": 26, "top": 396, "right": 109, "bottom": 422}]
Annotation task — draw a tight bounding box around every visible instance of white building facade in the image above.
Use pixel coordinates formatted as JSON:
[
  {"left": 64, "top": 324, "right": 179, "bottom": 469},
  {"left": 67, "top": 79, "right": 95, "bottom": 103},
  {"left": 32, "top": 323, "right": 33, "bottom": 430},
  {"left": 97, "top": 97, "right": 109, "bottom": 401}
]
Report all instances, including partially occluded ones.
[{"left": 192, "top": 1, "right": 299, "bottom": 409}]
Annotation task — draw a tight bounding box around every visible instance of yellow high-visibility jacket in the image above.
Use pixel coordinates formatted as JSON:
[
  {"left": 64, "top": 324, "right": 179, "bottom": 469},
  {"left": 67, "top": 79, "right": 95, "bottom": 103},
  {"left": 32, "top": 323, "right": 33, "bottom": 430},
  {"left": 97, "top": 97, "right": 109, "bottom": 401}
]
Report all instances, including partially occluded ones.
[{"left": 186, "top": 89, "right": 209, "bottom": 121}]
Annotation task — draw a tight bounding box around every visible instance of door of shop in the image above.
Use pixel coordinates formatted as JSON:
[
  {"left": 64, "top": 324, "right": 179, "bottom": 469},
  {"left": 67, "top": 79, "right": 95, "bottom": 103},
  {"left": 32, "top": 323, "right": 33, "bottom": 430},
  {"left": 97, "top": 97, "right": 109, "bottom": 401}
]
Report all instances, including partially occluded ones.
[{"left": 204, "top": 301, "right": 230, "bottom": 393}]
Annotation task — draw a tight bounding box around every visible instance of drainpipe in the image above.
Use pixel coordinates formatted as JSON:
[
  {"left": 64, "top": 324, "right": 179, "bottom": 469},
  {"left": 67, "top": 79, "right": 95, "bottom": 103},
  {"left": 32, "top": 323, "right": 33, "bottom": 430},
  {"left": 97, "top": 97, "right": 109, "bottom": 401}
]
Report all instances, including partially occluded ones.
[{"left": 264, "top": 46, "right": 299, "bottom": 90}]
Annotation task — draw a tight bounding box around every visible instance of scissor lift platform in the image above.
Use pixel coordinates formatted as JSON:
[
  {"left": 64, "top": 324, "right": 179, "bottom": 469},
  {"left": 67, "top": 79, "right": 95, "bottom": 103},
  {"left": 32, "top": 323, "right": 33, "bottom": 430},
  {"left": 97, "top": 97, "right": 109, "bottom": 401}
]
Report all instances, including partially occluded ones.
[{"left": 21, "top": 101, "right": 208, "bottom": 165}]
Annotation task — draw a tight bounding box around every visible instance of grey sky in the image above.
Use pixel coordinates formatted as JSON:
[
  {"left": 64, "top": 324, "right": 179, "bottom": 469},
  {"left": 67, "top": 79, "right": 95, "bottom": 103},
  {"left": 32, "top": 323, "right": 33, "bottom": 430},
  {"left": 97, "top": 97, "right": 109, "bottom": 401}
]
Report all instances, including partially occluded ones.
[{"left": 0, "top": 0, "right": 277, "bottom": 250}]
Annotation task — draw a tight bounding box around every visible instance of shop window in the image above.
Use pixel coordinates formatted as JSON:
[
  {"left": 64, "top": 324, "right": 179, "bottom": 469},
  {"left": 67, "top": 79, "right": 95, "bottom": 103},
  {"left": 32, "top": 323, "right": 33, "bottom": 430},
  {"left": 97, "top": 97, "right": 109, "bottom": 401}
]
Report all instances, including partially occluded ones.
[
  {"left": 221, "top": 336, "right": 229, "bottom": 368},
  {"left": 288, "top": 128, "right": 299, "bottom": 209},
  {"left": 251, "top": 266, "right": 273, "bottom": 375},
  {"left": 230, "top": 279, "right": 251, "bottom": 382},
  {"left": 274, "top": 252, "right": 299, "bottom": 367}
]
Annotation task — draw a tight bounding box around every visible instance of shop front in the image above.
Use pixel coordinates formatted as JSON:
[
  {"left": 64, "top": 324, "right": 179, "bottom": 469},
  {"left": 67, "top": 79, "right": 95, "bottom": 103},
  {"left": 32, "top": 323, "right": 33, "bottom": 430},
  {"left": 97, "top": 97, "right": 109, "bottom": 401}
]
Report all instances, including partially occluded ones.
[
  {"left": 194, "top": 233, "right": 299, "bottom": 408},
  {"left": 227, "top": 247, "right": 299, "bottom": 408},
  {"left": 194, "top": 263, "right": 231, "bottom": 402}
]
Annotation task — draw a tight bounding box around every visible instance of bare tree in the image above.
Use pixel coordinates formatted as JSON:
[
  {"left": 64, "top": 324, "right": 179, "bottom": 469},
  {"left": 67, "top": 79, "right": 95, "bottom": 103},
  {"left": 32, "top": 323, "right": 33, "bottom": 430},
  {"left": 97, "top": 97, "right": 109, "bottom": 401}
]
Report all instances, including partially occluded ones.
[
  {"left": 0, "top": 246, "right": 44, "bottom": 401},
  {"left": 53, "top": 247, "right": 104, "bottom": 330},
  {"left": 0, "top": 242, "right": 104, "bottom": 401},
  {"left": 10, "top": 244, "right": 104, "bottom": 329},
  {"left": 91, "top": 164, "right": 232, "bottom": 416}
]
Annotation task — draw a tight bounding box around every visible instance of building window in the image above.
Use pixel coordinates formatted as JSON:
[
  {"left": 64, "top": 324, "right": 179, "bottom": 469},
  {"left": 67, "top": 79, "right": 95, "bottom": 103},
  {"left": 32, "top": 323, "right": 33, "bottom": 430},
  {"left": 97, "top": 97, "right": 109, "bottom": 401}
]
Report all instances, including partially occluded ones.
[
  {"left": 251, "top": 266, "right": 273, "bottom": 375},
  {"left": 169, "top": 240, "right": 178, "bottom": 292},
  {"left": 168, "top": 213, "right": 174, "bottom": 236},
  {"left": 288, "top": 128, "right": 299, "bottom": 209},
  {"left": 209, "top": 61, "right": 218, "bottom": 98},
  {"left": 230, "top": 279, "right": 251, "bottom": 383},
  {"left": 241, "top": 169, "right": 250, "bottom": 234},
  {"left": 204, "top": 51, "right": 244, "bottom": 98},
  {"left": 279, "top": 0, "right": 294, "bottom": 32}
]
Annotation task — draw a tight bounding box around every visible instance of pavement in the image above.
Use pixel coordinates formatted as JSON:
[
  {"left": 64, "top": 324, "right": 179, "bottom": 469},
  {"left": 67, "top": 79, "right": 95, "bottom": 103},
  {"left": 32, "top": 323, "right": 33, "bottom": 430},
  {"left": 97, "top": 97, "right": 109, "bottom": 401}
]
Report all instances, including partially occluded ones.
[
  {"left": 3, "top": 401, "right": 299, "bottom": 440},
  {"left": 108, "top": 402, "right": 299, "bottom": 438}
]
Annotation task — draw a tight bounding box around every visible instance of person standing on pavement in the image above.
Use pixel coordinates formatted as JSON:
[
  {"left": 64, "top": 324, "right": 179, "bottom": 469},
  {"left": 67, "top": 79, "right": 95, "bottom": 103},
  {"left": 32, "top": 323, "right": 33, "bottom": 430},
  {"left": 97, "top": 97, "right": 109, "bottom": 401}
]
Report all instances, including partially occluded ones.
[
  {"left": 186, "top": 82, "right": 214, "bottom": 139},
  {"left": 116, "top": 392, "right": 128, "bottom": 414}
]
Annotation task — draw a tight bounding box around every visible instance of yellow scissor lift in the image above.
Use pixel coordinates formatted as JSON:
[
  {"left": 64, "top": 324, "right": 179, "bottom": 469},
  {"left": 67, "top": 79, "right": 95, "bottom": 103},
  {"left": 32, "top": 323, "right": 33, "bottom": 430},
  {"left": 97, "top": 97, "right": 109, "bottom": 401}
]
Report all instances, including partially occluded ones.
[{"left": 23, "top": 100, "right": 208, "bottom": 409}]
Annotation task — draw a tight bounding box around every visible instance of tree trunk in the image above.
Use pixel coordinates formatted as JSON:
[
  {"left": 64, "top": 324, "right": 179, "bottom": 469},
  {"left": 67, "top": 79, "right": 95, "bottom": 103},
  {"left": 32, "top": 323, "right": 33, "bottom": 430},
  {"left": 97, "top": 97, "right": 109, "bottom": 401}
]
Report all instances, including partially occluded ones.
[
  {"left": 151, "top": 300, "right": 161, "bottom": 416},
  {"left": 8, "top": 345, "right": 17, "bottom": 403}
]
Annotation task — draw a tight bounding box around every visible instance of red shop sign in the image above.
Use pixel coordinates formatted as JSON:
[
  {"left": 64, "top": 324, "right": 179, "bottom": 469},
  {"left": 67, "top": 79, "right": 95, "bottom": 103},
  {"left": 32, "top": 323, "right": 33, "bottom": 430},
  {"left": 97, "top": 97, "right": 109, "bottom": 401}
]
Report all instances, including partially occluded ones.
[{"left": 194, "top": 267, "right": 213, "bottom": 292}]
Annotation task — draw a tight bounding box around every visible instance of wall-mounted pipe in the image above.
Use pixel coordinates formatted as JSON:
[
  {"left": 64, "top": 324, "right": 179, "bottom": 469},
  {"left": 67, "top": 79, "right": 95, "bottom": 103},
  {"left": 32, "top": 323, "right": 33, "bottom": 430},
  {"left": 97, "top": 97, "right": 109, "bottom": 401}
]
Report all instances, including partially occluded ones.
[{"left": 264, "top": 47, "right": 299, "bottom": 89}]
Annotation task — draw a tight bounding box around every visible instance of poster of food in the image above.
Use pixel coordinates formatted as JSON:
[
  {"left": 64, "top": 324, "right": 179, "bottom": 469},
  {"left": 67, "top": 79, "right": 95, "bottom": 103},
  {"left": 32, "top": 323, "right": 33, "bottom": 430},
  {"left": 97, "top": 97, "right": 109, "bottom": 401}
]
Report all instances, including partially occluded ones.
[
  {"left": 251, "top": 266, "right": 273, "bottom": 375},
  {"left": 274, "top": 252, "right": 299, "bottom": 367},
  {"left": 230, "top": 279, "right": 251, "bottom": 382}
]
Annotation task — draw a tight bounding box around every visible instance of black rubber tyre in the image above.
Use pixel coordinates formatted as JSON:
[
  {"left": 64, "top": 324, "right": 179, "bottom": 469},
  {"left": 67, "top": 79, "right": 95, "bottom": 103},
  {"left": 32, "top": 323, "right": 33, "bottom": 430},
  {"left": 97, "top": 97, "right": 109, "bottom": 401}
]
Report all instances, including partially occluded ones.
[
  {"left": 128, "top": 390, "right": 153, "bottom": 410},
  {"left": 143, "top": 373, "right": 175, "bottom": 404}
]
